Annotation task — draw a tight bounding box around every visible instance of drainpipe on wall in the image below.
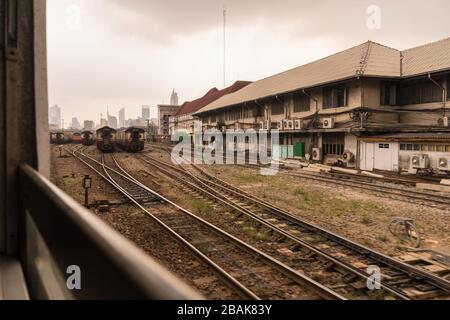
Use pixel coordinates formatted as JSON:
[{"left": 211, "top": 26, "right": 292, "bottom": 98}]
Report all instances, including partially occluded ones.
[{"left": 428, "top": 73, "right": 446, "bottom": 117}]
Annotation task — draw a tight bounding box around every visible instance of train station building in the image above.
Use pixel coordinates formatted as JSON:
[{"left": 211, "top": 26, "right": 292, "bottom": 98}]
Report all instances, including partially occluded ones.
[{"left": 192, "top": 38, "right": 450, "bottom": 173}]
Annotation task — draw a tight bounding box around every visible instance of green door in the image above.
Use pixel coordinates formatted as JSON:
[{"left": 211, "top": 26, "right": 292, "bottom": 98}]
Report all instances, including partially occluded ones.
[{"left": 294, "top": 142, "right": 305, "bottom": 157}]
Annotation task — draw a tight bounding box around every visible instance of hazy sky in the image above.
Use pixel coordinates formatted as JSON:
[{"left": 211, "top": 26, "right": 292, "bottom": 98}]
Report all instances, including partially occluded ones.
[{"left": 47, "top": 0, "right": 450, "bottom": 126}]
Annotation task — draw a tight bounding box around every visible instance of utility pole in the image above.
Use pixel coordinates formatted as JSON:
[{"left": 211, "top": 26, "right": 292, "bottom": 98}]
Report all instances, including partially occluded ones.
[{"left": 223, "top": 4, "right": 227, "bottom": 89}]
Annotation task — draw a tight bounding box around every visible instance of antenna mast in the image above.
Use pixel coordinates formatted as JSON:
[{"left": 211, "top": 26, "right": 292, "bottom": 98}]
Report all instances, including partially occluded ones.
[{"left": 223, "top": 4, "right": 227, "bottom": 88}]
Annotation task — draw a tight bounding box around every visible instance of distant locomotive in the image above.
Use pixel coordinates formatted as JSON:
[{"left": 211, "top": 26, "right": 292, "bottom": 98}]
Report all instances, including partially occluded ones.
[
  {"left": 81, "top": 130, "right": 95, "bottom": 146},
  {"left": 117, "top": 127, "right": 146, "bottom": 153},
  {"left": 96, "top": 126, "right": 117, "bottom": 152},
  {"left": 49, "top": 132, "right": 71, "bottom": 145},
  {"left": 71, "top": 132, "right": 82, "bottom": 144}
]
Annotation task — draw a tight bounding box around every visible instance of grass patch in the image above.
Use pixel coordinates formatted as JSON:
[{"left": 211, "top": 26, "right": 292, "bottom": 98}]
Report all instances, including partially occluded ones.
[
  {"left": 360, "top": 213, "right": 373, "bottom": 225},
  {"left": 189, "top": 199, "right": 213, "bottom": 215},
  {"left": 289, "top": 187, "right": 386, "bottom": 219},
  {"left": 236, "top": 173, "right": 266, "bottom": 184},
  {"left": 376, "top": 234, "right": 389, "bottom": 243}
]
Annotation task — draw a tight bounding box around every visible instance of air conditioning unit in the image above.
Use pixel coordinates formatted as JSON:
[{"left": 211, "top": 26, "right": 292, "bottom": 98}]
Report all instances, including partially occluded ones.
[
  {"left": 438, "top": 117, "right": 449, "bottom": 127},
  {"left": 283, "top": 119, "right": 294, "bottom": 130},
  {"left": 323, "top": 118, "right": 335, "bottom": 129},
  {"left": 312, "top": 148, "right": 323, "bottom": 161},
  {"left": 294, "top": 119, "right": 303, "bottom": 130},
  {"left": 277, "top": 121, "right": 284, "bottom": 130},
  {"left": 438, "top": 157, "right": 450, "bottom": 172},
  {"left": 410, "top": 154, "right": 430, "bottom": 170},
  {"left": 341, "top": 150, "right": 355, "bottom": 165}
]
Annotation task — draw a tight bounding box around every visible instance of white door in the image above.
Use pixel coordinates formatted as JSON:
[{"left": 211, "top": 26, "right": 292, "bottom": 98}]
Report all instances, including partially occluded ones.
[
  {"left": 374, "top": 143, "right": 399, "bottom": 171},
  {"left": 359, "top": 142, "right": 374, "bottom": 171}
]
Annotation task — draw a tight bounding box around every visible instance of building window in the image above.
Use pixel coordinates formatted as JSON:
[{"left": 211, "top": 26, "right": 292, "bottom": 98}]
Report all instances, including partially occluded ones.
[
  {"left": 447, "top": 78, "right": 450, "bottom": 101},
  {"left": 380, "top": 83, "right": 397, "bottom": 106},
  {"left": 322, "top": 133, "right": 345, "bottom": 156},
  {"left": 323, "top": 85, "right": 347, "bottom": 109},
  {"left": 242, "top": 107, "right": 253, "bottom": 119},
  {"left": 400, "top": 143, "right": 450, "bottom": 152},
  {"left": 293, "top": 92, "right": 311, "bottom": 112},
  {"left": 398, "top": 79, "right": 443, "bottom": 105},
  {"left": 271, "top": 98, "right": 285, "bottom": 116}
]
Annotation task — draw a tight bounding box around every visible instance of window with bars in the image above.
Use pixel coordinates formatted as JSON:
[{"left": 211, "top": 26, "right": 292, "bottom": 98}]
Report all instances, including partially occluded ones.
[
  {"left": 271, "top": 98, "right": 285, "bottom": 115},
  {"left": 322, "top": 133, "right": 345, "bottom": 156},
  {"left": 447, "top": 78, "right": 450, "bottom": 101},
  {"left": 380, "top": 83, "right": 397, "bottom": 106},
  {"left": 400, "top": 143, "right": 450, "bottom": 152},
  {"left": 293, "top": 93, "right": 311, "bottom": 112},
  {"left": 323, "top": 85, "right": 347, "bottom": 109},
  {"left": 398, "top": 80, "right": 443, "bottom": 105}
]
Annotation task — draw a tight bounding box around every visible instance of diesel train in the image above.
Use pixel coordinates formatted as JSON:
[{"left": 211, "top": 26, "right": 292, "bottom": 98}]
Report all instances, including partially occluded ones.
[
  {"left": 81, "top": 130, "right": 95, "bottom": 146},
  {"left": 96, "top": 126, "right": 117, "bottom": 152},
  {"left": 117, "top": 127, "right": 146, "bottom": 152},
  {"left": 49, "top": 131, "right": 72, "bottom": 144}
]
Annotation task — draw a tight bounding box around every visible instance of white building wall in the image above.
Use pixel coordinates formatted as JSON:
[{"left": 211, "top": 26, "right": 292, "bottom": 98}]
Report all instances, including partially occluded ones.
[{"left": 399, "top": 150, "right": 450, "bottom": 171}]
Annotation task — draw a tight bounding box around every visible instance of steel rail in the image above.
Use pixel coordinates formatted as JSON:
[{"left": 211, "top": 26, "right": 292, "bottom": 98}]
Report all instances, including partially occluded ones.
[
  {"left": 190, "top": 163, "right": 450, "bottom": 294},
  {"left": 67, "top": 147, "right": 260, "bottom": 300},
  {"left": 139, "top": 152, "right": 450, "bottom": 296},
  {"left": 71, "top": 148, "right": 344, "bottom": 300},
  {"left": 141, "top": 154, "right": 416, "bottom": 300},
  {"left": 287, "top": 170, "right": 450, "bottom": 206}
]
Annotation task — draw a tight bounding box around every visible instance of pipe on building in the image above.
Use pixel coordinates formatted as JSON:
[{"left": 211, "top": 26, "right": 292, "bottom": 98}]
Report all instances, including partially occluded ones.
[{"left": 428, "top": 73, "right": 446, "bottom": 116}]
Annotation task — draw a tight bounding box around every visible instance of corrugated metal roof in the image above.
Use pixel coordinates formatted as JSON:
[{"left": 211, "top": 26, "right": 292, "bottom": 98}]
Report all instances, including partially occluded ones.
[
  {"left": 195, "top": 41, "right": 401, "bottom": 114},
  {"left": 174, "top": 81, "right": 252, "bottom": 117},
  {"left": 195, "top": 38, "right": 450, "bottom": 115},
  {"left": 402, "top": 37, "right": 450, "bottom": 76}
]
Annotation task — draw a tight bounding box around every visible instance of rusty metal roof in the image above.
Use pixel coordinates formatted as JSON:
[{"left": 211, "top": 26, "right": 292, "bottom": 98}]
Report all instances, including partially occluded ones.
[
  {"left": 402, "top": 37, "right": 450, "bottom": 77},
  {"left": 174, "top": 81, "right": 252, "bottom": 117},
  {"left": 195, "top": 41, "right": 401, "bottom": 114},
  {"left": 195, "top": 38, "right": 450, "bottom": 115}
]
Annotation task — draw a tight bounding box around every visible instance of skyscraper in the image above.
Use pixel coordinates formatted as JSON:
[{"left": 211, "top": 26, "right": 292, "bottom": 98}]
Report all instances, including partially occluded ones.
[
  {"left": 84, "top": 120, "right": 95, "bottom": 131},
  {"left": 170, "top": 89, "right": 179, "bottom": 106},
  {"left": 108, "top": 114, "right": 118, "bottom": 129},
  {"left": 71, "top": 117, "right": 81, "bottom": 130},
  {"left": 49, "top": 105, "right": 61, "bottom": 129},
  {"left": 142, "top": 106, "right": 150, "bottom": 121},
  {"left": 119, "top": 108, "right": 125, "bottom": 128}
]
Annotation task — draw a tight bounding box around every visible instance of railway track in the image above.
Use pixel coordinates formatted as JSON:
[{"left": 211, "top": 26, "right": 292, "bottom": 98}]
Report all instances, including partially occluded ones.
[
  {"left": 231, "top": 162, "right": 450, "bottom": 209},
  {"left": 146, "top": 144, "right": 450, "bottom": 209},
  {"left": 138, "top": 152, "right": 450, "bottom": 300},
  {"left": 68, "top": 146, "right": 344, "bottom": 300}
]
